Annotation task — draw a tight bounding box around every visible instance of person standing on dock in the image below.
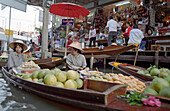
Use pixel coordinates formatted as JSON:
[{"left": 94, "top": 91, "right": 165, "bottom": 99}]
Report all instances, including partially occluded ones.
[
  {"left": 6, "top": 40, "right": 28, "bottom": 72},
  {"left": 106, "top": 16, "right": 120, "bottom": 46},
  {"left": 59, "top": 27, "right": 66, "bottom": 48},
  {"left": 128, "top": 25, "right": 144, "bottom": 46},
  {"left": 66, "top": 42, "right": 87, "bottom": 71},
  {"left": 89, "top": 25, "right": 96, "bottom": 47},
  {"left": 79, "top": 25, "right": 86, "bottom": 48}
]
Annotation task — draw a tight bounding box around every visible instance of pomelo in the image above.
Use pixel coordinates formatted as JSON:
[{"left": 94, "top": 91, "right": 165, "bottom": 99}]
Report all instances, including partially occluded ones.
[
  {"left": 38, "top": 70, "right": 46, "bottom": 79},
  {"left": 150, "top": 68, "right": 160, "bottom": 76},
  {"left": 143, "top": 87, "right": 158, "bottom": 95},
  {"left": 137, "top": 70, "right": 145, "bottom": 75},
  {"left": 67, "top": 70, "right": 79, "bottom": 80},
  {"left": 43, "top": 70, "right": 52, "bottom": 78},
  {"left": 159, "top": 87, "right": 170, "bottom": 98},
  {"left": 75, "top": 78, "right": 83, "bottom": 88},
  {"left": 32, "top": 70, "right": 40, "bottom": 79},
  {"left": 164, "top": 76, "right": 170, "bottom": 85},
  {"left": 44, "top": 74, "right": 57, "bottom": 86},
  {"left": 38, "top": 79, "right": 43, "bottom": 83},
  {"left": 33, "top": 78, "right": 38, "bottom": 82},
  {"left": 56, "top": 82, "right": 64, "bottom": 88},
  {"left": 152, "top": 78, "right": 169, "bottom": 92},
  {"left": 64, "top": 80, "right": 77, "bottom": 89},
  {"left": 57, "top": 71, "right": 67, "bottom": 82}
]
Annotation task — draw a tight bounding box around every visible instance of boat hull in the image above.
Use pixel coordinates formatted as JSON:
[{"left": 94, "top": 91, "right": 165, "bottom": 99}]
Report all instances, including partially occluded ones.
[
  {"left": 1, "top": 67, "right": 170, "bottom": 111},
  {"left": 55, "top": 45, "right": 135, "bottom": 58},
  {"left": 109, "top": 62, "right": 154, "bottom": 81}
]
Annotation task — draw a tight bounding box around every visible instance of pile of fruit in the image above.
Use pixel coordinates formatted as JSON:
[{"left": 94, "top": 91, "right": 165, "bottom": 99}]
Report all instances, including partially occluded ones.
[
  {"left": 80, "top": 70, "right": 104, "bottom": 75},
  {"left": 87, "top": 73, "right": 146, "bottom": 92},
  {"left": 137, "top": 65, "right": 170, "bottom": 78},
  {"left": 18, "top": 61, "right": 40, "bottom": 69},
  {"left": 17, "top": 68, "right": 83, "bottom": 90},
  {"left": 143, "top": 76, "right": 170, "bottom": 98}
]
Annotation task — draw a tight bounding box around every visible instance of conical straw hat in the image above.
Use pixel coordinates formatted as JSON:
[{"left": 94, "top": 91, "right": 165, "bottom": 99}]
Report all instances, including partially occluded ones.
[
  {"left": 68, "top": 42, "right": 82, "bottom": 50},
  {"left": 9, "top": 40, "right": 28, "bottom": 51}
]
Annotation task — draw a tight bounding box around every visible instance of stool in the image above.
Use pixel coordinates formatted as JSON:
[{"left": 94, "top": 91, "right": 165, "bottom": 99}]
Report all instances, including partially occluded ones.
[{"left": 151, "top": 45, "right": 160, "bottom": 51}]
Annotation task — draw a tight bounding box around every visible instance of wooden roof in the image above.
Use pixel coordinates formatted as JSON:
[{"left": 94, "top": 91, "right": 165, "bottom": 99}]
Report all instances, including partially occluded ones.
[{"left": 27, "top": 0, "right": 98, "bottom": 7}]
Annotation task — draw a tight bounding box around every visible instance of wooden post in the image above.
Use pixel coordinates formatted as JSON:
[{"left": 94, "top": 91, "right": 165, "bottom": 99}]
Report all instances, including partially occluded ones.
[
  {"left": 90, "top": 53, "right": 94, "bottom": 70},
  {"left": 41, "top": 7, "right": 49, "bottom": 59},
  {"left": 155, "top": 50, "right": 159, "bottom": 66},
  {"left": 104, "top": 58, "right": 106, "bottom": 72},
  {"left": 64, "top": 25, "right": 69, "bottom": 57}
]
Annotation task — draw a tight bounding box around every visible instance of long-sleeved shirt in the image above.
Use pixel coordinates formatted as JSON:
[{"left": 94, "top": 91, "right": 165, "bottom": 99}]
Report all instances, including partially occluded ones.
[
  {"left": 6, "top": 52, "right": 26, "bottom": 69},
  {"left": 128, "top": 28, "right": 144, "bottom": 45},
  {"left": 89, "top": 29, "right": 96, "bottom": 38},
  {"left": 66, "top": 53, "right": 87, "bottom": 71}
]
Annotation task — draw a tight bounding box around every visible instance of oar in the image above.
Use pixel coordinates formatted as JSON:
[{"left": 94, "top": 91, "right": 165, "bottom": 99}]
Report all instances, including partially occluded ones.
[{"left": 134, "top": 44, "right": 140, "bottom": 66}]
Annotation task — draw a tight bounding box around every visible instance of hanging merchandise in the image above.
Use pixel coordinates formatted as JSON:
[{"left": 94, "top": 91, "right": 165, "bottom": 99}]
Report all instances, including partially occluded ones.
[{"left": 137, "top": 0, "right": 141, "bottom": 5}]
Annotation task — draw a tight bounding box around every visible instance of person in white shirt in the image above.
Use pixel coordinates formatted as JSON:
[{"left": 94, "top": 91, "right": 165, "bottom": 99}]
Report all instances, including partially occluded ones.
[
  {"left": 128, "top": 25, "right": 144, "bottom": 45},
  {"left": 106, "top": 16, "right": 120, "bottom": 46},
  {"left": 89, "top": 25, "right": 96, "bottom": 47},
  {"left": 68, "top": 29, "right": 74, "bottom": 37}
]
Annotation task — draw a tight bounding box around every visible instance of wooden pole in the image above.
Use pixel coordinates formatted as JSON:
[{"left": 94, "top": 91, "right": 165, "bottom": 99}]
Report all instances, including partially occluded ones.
[
  {"left": 134, "top": 45, "right": 140, "bottom": 66},
  {"left": 104, "top": 58, "right": 106, "bottom": 73},
  {"left": 64, "top": 25, "right": 69, "bottom": 57},
  {"left": 90, "top": 53, "right": 94, "bottom": 70},
  {"left": 155, "top": 50, "right": 159, "bottom": 66}
]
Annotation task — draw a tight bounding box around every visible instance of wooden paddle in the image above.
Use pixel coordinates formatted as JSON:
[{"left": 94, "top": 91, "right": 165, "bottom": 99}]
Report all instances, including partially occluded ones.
[{"left": 134, "top": 44, "right": 140, "bottom": 66}]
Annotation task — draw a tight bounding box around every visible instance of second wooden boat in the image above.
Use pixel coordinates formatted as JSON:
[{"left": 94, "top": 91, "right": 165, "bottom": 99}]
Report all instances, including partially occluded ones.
[
  {"left": 55, "top": 45, "right": 135, "bottom": 58},
  {"left": 109, "top": 62, "right": 154, "bottom": 81},
  {"left": 0, "top": 57, "right": 64, "bottom": 69}
]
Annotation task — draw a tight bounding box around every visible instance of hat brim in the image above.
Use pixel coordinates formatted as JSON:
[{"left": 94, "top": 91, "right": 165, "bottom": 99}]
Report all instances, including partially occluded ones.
[
  {"left": 23, "top": 46, "right": 31, "bottom": 53},
  {"left": 9, "top": 42, "right": 28, "bottom": 51}
]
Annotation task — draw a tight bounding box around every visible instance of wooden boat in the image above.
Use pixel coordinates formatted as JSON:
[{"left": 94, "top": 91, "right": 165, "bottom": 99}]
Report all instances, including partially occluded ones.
[
  {"left": 0, "top": 57, "right": 64, "bottom": 69},
  {"left": 109, "top": 62, "right": 154, "bottom": 81},
  {"left": 1, "top": 67, "right": 170, "bottom": 111},
  {"left": 33, "top": 57, "right": 64, "bottom": 69},
  {"left": 55, "top": 45, "right": 135, "bottom": 58}
]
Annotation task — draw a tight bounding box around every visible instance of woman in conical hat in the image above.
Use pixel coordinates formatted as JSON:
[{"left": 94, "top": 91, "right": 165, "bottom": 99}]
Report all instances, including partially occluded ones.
[
  {"left": 6, "top": 40, "right": 28, "bottom": 70},
  {"left": 66, "top": 42, "right": 87, "bottom": 71}
]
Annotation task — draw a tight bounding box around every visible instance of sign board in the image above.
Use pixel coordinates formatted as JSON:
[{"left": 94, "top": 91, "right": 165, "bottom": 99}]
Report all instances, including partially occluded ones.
[
  {"left": 0, "top": 0, "right": 27, "bottom": 12},
  {"left": 5, "top": 29, "right": 13, "bottom": 36},
  {"left": 62, "top": 19, "right": 74, "bottom": 26}
]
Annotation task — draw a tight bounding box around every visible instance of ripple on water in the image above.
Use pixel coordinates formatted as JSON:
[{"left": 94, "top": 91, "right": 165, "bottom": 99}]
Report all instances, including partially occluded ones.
[
  {"left": 0, "top": 75, "right": 36, "bottom": 111},
  {"left": 3, "top": 100, "right": 36, "bottom": 111}
]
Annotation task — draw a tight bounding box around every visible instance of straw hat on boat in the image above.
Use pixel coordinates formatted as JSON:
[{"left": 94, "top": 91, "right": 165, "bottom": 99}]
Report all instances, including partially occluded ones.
[
  {"left": 68, "top": 42, "right": 82, "bottom": 51},
  {"left": 0, "top": 52, "right": 8, "bottom": 58},
  {"left": 9, "top": 40, "right": 28, "bottom": 51}
]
